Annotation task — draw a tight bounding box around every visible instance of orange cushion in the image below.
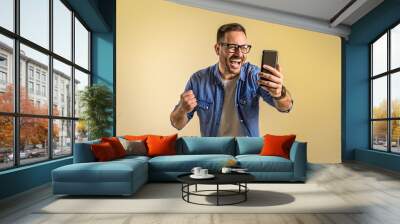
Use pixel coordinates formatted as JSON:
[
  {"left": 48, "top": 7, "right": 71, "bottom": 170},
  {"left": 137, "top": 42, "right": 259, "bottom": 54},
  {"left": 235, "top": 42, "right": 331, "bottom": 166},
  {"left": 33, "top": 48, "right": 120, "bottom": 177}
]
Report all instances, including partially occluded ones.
[
  {"left": 146, "top": 134, "right": 178, "bottom": 157},
  {"left": 259, "top": 134, "right": 296, "bottom": 159},
  {"left": 91, "top": 142, "right": 117, "bottom": 161},
  {"left": 124, "top": 135, "right": 151, "bottom": 141},
  {"left": 101, "top": 137, "right": 127, "bottom": 158}
]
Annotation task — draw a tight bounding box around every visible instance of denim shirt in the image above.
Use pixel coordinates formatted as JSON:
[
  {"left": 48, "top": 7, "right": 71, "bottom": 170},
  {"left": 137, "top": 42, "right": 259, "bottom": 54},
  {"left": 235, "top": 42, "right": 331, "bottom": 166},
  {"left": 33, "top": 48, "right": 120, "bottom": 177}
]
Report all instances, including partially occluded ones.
[{"left": 181, "top": 62, "right": 278, "bottom": 137}]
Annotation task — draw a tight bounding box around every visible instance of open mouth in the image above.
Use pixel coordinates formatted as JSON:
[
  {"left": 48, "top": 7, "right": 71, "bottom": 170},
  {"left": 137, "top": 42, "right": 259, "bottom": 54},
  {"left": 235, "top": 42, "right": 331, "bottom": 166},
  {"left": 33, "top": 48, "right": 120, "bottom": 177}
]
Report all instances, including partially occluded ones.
[{"left": 229, "top": 59, "right": 242, "bottom": 69}]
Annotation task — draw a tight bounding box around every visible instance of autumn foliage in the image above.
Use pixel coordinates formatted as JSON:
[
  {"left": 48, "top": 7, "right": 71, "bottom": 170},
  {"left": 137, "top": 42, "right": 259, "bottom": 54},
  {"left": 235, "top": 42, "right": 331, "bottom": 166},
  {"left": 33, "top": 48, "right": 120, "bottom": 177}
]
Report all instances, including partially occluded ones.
[
  {"left": 0, "top": 84, "right": 59, "bottom": 150},
  {"left": 372, "top": 99, "right": 400, "bottom": 141}
]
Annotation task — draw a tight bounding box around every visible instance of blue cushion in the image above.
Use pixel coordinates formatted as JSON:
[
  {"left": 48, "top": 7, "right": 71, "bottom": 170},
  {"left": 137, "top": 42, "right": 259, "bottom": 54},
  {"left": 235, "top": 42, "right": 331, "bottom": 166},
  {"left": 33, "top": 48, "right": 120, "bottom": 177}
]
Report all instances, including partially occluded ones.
[
  {"left": 117, "top": 155, "right": 150, "bottom": 163},
  {"left": 52, "top": 159, "right": 147, "bottom": 183},
  {"left": 149, "top": 154, "right": 235, "bottom": 172},
  {"left": 73, "top": 139, "right": 101, "bottom": 163},
  {"left": 236, "top": 155, "right": 293, "bottom": 172},
  {"left": 236, "top": 137, "right": 263, "bottom": 155},
  {"left": 178, "top": 137, "right": 235, "bottom": 155}
]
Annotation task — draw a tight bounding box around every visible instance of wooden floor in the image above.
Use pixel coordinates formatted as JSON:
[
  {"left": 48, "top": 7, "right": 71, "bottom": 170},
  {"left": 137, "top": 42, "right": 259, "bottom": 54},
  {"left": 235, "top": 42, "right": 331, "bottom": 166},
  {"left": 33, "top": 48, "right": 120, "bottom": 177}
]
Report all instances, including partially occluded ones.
[{"left": 1, "top": 162, "right": 400, "bottom": 224}]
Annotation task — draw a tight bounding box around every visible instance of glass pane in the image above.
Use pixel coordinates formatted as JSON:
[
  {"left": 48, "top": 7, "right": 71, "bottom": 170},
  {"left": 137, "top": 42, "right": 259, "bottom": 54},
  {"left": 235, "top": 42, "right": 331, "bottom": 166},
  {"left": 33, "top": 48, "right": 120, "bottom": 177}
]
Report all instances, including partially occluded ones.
[
  {"left": 75, "top": 120, "right": 88, "bottom": 143},
  {"left": 0, "top": 116, "right": 13, "bottom": 170},
  {"left": 0, "top": 34, "right": 14, "bottom": 112},
  {"left": 74, "top": 69, "right": 89, "bottom": 118},
  {"left": 53, "top": 0, "right": 72, "bottom": 60},
  {"left": 20, "top": 44, "right": 49, "bottom": 115},
  {"left": 53, "top": 119, "right": 72, "bottom": 158},
  {"left": 372, "top": 33, "right": 387, "bottom": 76},
  {"left": 0, "top": 0, "right": 14, "bottom": 31},
  {"left": 392, "top": 24, "right": 400, "bottom": 70},
  {"left": 20, "top": 0, "right": 49, "bottom": 49},
  {"left": 20, "top": 117, "right": 49, "bottom": 165},
  {"left": 53, "top": 59, "right": 72, "bottom": 117},
  {"left": 391, "top": 120, "right": 400, "bottom": 153},
  {"left": 372, "top": 121, "right": 388, "bottom": 151},
  {"left": 391, "top": 72, "right": 400, "bottom": 118},
  {"left": 372, "top": 77, "right": 387, "bottom": 119},
  {"left": 74, "top": 17, "right": 89, "bottom": 70}
]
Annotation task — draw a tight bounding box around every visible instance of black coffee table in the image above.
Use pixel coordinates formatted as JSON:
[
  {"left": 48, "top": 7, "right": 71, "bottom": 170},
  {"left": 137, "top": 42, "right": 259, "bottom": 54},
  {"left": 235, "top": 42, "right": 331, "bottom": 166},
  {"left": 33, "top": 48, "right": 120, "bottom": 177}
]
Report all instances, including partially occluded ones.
[{"left": 177, "top": 172, "right": 255, "bottom": 206}]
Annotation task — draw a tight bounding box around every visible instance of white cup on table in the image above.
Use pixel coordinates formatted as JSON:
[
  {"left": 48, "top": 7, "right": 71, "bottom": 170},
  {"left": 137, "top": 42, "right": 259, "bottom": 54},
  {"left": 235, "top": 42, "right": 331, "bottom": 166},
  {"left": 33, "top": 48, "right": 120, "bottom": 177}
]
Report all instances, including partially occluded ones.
[
  {"left": 200, "top": 169, "right": 208, "bottom": 176},
  {"left": 191, "top": 167, "right": 202, "bottom": 176}
]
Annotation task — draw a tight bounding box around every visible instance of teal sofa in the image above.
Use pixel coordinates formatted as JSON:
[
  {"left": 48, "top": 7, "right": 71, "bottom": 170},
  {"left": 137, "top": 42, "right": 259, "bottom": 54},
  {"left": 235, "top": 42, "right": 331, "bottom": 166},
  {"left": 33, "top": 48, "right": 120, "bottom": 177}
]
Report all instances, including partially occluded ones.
[{"left": 52, "top": 137, "right": 307, "bottom": 196}]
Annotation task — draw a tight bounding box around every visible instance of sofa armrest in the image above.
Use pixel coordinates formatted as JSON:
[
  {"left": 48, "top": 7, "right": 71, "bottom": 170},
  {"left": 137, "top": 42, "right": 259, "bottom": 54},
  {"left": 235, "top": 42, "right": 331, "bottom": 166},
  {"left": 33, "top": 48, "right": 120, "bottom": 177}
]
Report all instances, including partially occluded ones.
[
  {"left": 289, "top": 141, "right": 307, "bottom": 181},
  {"left": 73, "top": 141, "right": 99, "bottom": 163}
]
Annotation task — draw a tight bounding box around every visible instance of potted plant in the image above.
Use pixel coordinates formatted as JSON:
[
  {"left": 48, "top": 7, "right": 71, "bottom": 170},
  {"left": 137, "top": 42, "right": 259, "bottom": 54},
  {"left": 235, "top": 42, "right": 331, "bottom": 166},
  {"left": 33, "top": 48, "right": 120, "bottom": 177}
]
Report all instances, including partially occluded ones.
[{"left": 79, "top": 84, "right": 113, "bottom": 140}]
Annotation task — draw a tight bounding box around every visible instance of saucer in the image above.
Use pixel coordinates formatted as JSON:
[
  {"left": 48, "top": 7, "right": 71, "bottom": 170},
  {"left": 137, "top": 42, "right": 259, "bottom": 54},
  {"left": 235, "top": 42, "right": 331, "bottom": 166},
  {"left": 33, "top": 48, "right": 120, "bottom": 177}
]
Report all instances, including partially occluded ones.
[{"left": 190, "top": 174, "right": 215, "bottom": 179}]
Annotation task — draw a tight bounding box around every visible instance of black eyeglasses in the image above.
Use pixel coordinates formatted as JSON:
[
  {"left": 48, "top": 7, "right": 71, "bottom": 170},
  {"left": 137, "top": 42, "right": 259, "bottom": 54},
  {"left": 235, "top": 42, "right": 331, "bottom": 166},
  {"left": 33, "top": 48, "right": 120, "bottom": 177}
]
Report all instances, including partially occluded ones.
[{"left": 219, "top": 43, "right": 252, "bottom": 54}]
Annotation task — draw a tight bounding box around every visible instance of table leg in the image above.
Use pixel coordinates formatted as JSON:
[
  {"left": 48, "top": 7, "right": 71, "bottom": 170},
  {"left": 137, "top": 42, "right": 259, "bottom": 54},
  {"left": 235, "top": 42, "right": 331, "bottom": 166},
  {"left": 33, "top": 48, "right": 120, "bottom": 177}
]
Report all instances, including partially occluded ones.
[
  {"left": 195, "top": 184, "right": 197, "bottom": 192},
  {"left": 245, "top": 183, "right": 247, "bottom": 201},
  {"left": 217, "top": 184, "right": 219, "bottom": 206}
]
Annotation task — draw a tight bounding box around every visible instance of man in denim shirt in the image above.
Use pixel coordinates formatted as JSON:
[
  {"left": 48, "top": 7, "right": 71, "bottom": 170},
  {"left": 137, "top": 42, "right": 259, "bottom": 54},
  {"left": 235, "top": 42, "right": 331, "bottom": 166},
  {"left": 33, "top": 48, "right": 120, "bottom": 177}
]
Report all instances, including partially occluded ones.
[{"left": 170, "top": 23, "right": 293, "bottom": 137}]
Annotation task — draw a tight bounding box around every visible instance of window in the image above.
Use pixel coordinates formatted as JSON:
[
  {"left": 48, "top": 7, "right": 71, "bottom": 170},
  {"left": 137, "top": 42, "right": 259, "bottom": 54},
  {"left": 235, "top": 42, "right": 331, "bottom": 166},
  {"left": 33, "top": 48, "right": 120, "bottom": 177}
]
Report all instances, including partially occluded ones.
[
  {"left": 371, "top": 23, "right": 400, "bottom": 154},
  {"left": 41, "top": 73, "right": 46, "bottom": 82},
  {"left": 0, "top": 33, "right": 14, "bottom": 114},
  {"left": 0, "top": 54, "right": 8, "bottom": 86},
  {"left": 53, "top": 0, "right": 72, "bottom": 60},
  {"left": 0, "top": 0, "right": 91, "bottom": 170},
  {"left": 53, "top": 59, "right": 71, "bottom": 117},
  {"left": 35, "top": 70, "right": 40, "bottom": 81},
  {"left": 42, "top": 85, "right": 46, "bottom": 97},
  {"left": 75, "top": 18, "right": 89, "bottom": 70},
  {"left": 0, "top": 71, "right": 6, "bottom": 85},
  {"left": 20, "top": 0, "right": 49, "bottom": 49},
  {"left": 28, "top": 67, "right": 34, "bottom": 80},
  {"left": 35, "top": 83, "right": 40, "bottom": 95},
  {"left": 28, "top": 81, "right": 34, "bottom": 94},
  {"left": 0, "top": 54, "right": 7, "bottom": 67},
  {"left": 0, "top": 0, "right": 14, "bottom": 32}
]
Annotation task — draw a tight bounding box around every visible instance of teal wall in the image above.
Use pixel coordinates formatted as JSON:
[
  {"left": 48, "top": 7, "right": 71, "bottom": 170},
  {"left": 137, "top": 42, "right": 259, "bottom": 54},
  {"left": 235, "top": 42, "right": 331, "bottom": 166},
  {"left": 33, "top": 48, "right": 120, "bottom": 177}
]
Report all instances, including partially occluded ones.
[
  {"left": 0, "top": 158, "right": 72, "bottom": 199},
  {"left": 92, "top": 32, "right": 115, "bottom": 135},
  {"left": 344, "top": 0, "right": 400, "bottom": 171},
  {"left": 0, "top": 0, "right": 115, "bottom": 200}
]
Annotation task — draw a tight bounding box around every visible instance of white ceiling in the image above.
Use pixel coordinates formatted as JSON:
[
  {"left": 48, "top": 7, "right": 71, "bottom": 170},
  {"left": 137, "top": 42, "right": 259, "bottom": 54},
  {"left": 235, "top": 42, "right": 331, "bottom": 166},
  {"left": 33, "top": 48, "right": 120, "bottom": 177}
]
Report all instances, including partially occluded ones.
[
  {"left": 227, "top": 0, "right": 352, "bottom": 22},
  {"left": 169, "top": 0, "right": 384, "bottom": 38}
]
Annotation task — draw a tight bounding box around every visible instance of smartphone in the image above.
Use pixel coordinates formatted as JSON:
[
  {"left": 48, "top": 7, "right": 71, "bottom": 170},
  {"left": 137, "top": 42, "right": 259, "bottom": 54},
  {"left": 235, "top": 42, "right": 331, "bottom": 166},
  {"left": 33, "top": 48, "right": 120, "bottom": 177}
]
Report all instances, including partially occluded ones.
[{"left": 261, "top": 50, "right": 278, "bottom": 74}]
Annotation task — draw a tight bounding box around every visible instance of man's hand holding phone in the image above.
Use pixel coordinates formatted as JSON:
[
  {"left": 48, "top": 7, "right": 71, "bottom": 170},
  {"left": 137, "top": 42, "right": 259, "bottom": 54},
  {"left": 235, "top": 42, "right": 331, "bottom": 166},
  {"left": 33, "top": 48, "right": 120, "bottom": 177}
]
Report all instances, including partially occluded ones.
[
  {"left": 258, "top": 64, "right": 284, "bottom": 98},
  {"left": 178, "top": 90, "right": 197, "bottom": 113}
]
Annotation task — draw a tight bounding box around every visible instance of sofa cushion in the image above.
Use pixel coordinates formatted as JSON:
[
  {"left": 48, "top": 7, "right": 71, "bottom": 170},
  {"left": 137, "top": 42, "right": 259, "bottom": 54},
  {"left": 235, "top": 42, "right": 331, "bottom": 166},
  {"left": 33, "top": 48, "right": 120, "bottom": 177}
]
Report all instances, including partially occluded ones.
[
  {"left": 115, "top": 155, "right": 150, "bottom": 164},
  {"left": 73, "top": 139, "right": 100, "bottom": 163},
  {"left": 101, "top": 137, "right": 127, "bottom": 158},
  {"left": 119, "top": 138, "right": 147, "bottom": 156},
  {"left": 53, "top": 159, "right": 147, "bottom": 183},
  {"left": 236, "top": 155, "right": 293, "bottom": 172},
  {"left": 178, "top": 137, "right": 235, "bottom": 155},
  {"left": 260, "top": 134, "right": 296, "bottom": 159},
  {"left": 147, "top": 134, "right": 178, "bottom": 157},
  {"left": 148, "top": 154, "right": 235, "bottom": 172},
  {"left": 91, "top": 142, "right": 118, "bottom": 161},
  {"left": 236, "top": 137, "right": 263, "bottom": 155}
]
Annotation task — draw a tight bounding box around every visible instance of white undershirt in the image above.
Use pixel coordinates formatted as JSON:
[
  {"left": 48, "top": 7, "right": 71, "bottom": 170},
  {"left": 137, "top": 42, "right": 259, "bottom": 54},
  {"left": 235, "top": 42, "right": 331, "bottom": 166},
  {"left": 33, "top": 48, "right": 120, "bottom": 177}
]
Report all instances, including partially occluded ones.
[{"left": 217, "top": 76, "right": 247, "bottom": 137}]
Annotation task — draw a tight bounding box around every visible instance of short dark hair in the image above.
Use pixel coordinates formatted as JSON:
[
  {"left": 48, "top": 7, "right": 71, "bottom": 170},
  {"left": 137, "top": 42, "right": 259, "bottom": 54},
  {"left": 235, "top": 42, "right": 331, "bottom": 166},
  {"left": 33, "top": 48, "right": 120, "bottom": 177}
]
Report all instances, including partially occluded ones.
[{"left": 216, "top": 23, "right": 246, "bottom": 43}]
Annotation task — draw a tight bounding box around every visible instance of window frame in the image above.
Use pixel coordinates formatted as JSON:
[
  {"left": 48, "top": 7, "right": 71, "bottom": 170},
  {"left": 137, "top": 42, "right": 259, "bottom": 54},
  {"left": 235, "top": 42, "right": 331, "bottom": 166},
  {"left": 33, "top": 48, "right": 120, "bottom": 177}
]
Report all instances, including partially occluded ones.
[
  {"left": 370, "top": 20, "right": 400, "bottom": 154},
  {"left": 0, "top": 0, "right": 92, "bottom": 171}
]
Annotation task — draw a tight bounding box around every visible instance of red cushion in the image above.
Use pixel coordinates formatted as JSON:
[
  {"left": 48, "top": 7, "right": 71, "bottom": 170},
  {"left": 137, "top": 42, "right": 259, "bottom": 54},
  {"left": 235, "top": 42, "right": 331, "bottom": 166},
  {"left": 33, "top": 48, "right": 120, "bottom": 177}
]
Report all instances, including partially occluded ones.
[
  {"left": 124, "top": 135, "right": 151, "bottom": 141},
  {"left": 101, "top": 137, "right": 126, "bottom": 158},
  {"left": 259, "top": 134, "right": 296, "bottom": 159},
  {"left": 146, "top": 134, "right": 178, "bottom": 157},
  {"left": 91, "top": 142, "right": 118, "bottom": 161}
]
